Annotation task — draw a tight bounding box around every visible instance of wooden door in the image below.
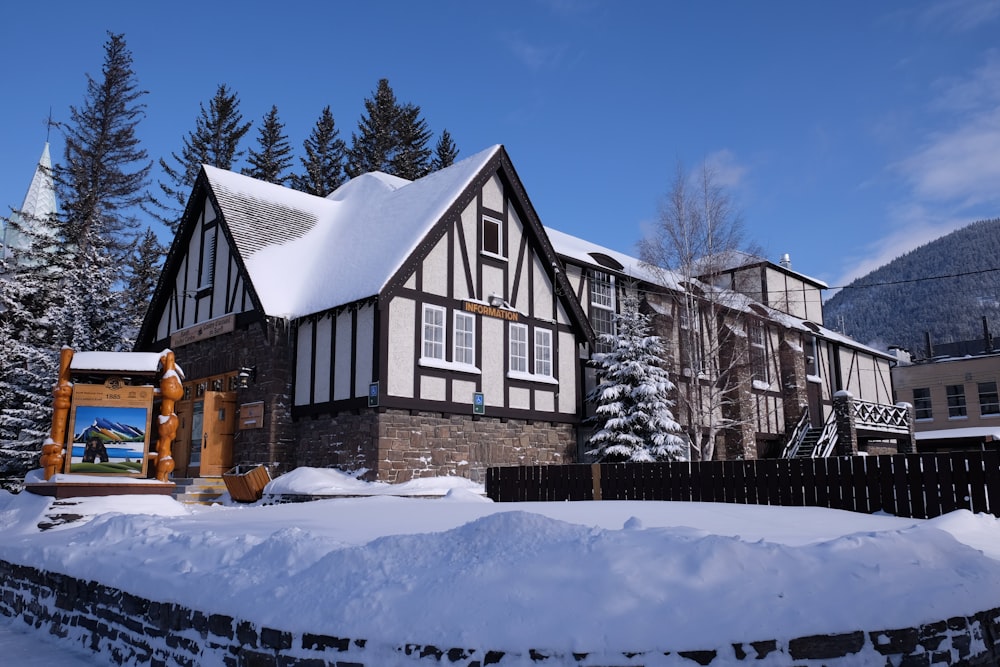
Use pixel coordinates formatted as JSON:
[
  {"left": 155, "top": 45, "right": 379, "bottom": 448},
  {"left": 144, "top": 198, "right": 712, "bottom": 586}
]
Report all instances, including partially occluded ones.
[{"left": 199, "top": 391, "right": 236, "bottom": 476}]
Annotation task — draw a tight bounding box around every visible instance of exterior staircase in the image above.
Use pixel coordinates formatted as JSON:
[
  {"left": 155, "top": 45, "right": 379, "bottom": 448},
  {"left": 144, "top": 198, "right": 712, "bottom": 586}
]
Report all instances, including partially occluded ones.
[
  {"left": 171, "top": 477, "right": 227, "bottom": 505},
  {"left": 790, "top": 427, "right": 823, "bottom": 458}
]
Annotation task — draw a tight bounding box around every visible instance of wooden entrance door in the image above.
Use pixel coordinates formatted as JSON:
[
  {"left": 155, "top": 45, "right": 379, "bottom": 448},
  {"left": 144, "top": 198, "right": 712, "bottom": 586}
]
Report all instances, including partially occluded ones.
[{"left": 198, "top": 391, "right": 237, "bottom": 476}]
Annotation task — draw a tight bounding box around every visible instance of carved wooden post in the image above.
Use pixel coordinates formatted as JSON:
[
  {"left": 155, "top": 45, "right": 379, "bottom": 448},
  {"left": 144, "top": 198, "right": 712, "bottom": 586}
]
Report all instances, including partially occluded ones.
[
  {"left": 155, "top": 350, "right": 184, "bottom": 483},
  {"left": 41, "top": 347, "right": 74, "bottom": 480}
]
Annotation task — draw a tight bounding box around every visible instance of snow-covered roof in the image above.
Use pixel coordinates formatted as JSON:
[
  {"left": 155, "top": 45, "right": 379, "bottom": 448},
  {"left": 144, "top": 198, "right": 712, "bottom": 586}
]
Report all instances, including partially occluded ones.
[
  {"left": 70, "top": 351, "right": 164, "bottom": 373},
  {"left": 205, "top": 146, "right": 501, "bottom": 319},
  {"left": 915, "top": 426, "right": 1000, "bottom": 441}
]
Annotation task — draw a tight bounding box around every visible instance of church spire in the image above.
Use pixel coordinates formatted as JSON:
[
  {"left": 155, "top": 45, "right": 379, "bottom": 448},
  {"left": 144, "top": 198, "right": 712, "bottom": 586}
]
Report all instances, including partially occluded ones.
[{"left": 2, "top": 142, "right": 59, "bottom": 262}]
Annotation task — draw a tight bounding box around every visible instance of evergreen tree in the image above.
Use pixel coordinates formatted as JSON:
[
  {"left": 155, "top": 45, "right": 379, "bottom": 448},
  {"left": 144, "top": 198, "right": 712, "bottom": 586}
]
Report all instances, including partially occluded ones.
[
  {"left": 55, "top": 31, "right": 150, "bottom": 258},
  {"left": 122, "top": 227, "right": 165, "bottom": 348},
  {"left": 243, "top": 105, "right": 293, "bottom": 185},
  {"left": 0, "top": 222, "right": 63, "bottom": 486},
  {"left": 390, "top": 103, "right": 432, "bottom": 180},
  {"left": 586, "top": 294, "right": 687, "bottom": 462},
  {"left": 289, "top": 106, "right": 346, "bottom": 196},
  {"left": 430, "top": 129, "right": 459, "bottom": 171},
  {"left": 345, "top": 78, "right": 401, "bottom": 177},
  {"left": 154, "top": 84, "right": 252, "bottom": 231}
]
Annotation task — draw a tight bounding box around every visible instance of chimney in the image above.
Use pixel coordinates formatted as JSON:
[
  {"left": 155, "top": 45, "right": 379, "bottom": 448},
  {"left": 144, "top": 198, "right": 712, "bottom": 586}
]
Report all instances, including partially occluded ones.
[
  {"left": 925, "top": 331, "right": 934, "bottom": 359},
  {"left": 985, "top": 316, "right": 994, "bottom": 353}
]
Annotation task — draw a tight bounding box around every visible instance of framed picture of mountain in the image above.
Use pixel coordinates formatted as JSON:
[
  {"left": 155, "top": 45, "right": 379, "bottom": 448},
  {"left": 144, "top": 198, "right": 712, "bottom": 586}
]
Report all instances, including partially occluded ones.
[{"left": 64, "top": 383, "right": 155, "bottom": 476}]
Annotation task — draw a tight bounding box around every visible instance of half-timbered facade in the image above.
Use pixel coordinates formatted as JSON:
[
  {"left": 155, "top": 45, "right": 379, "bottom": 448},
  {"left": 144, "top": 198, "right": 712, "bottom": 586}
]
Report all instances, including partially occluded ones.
[
  {"left": 137, "top": 146, "right": 592, "bottom": 482},
  {"left": 545, "top": 229, "right": 909, "bottom": 460}
]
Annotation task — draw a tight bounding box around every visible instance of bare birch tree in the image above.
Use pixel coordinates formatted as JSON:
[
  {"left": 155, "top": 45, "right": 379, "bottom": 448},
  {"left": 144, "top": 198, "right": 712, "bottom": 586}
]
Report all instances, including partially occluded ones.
[{"left": 639, "top": 161, "right": 760, "bottom": 461}]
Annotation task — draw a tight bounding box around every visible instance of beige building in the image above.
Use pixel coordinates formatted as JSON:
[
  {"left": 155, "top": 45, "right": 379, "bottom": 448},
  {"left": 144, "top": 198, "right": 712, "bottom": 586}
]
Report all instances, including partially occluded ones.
[{"left": 893, "top": 350, "right": 1000, "bottom": 452}]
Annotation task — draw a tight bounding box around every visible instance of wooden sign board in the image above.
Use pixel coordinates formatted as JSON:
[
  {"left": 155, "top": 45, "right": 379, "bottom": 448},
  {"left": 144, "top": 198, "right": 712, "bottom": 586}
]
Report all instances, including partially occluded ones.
[
  {"left": 170, "top": 314, "right": 236, "bottom": 348},
  {"left": 64, "top": 381, "right": 155, "bottom": 477},
  {"left": 239, "top": 401, "right": 264, "bottom": 430}
]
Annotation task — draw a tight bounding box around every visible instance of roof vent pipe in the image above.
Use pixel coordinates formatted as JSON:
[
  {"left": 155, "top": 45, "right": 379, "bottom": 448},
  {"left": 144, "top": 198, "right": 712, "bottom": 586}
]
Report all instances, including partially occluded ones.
[{"left": 779, "top": 253, "right": 791, "bottom": 269}]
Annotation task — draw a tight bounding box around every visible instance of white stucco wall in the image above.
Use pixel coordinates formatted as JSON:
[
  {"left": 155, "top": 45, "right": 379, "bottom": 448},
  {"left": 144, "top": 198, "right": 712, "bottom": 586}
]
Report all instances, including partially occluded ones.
[
  {"left": 388, "top": 298, "right": 415, "bottom": 398},
  {"left": 314, "top": 316, "right": 333, "bottom": 403}
]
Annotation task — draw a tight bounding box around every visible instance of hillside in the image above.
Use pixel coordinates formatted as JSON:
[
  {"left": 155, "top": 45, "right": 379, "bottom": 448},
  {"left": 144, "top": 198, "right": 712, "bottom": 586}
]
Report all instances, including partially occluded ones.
[{"left": 823, "top": 218, "right": 1000, "bottom": 356}]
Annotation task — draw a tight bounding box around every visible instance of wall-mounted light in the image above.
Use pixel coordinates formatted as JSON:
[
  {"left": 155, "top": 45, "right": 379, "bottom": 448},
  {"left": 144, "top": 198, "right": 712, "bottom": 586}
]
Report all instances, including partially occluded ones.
[
  {"left": 488, "top": 293, "right": 504, "bottom": 308},
  {"left": 238, "top": 365, "right": 257, "bottom": 389}
]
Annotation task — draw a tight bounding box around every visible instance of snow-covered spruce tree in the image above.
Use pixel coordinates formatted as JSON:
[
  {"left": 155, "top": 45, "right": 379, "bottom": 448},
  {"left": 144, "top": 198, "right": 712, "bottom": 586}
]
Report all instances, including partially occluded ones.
[
  {"left": 0, "top": 227, "right": 62, "bottom": 486},
  {"left": 55, "top": 31, "right": 150, "bottom": 260},
  {"left": 586, "top": 294, "right": 687, "bottom": 462},
  {"left": 122, "top": 227, "right": 165, "bottom": 349},
  {"left": 346, "top": 78, "right": 402, "bottom": 178},
  {"left": 390, "top": 103, "right": 432, "bottom": 180},
  {"left": 289, "top": 105, "right": 346, "bottom": 197},
  {"left": 152, "top": 84, "right": 251, "bottom": 231},
  {"left": 430, "top": 129, "right": 459, "bottom": 171},
  {"left": 243, "top": 105, "right": 293, "bottom": 185}
]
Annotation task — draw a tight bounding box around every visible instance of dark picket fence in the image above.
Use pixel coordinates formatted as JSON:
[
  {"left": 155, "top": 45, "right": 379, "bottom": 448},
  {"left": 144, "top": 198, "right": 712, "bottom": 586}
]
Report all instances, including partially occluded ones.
[{"left": 485, "top": 451, "right": 1000, "bottom": 519}]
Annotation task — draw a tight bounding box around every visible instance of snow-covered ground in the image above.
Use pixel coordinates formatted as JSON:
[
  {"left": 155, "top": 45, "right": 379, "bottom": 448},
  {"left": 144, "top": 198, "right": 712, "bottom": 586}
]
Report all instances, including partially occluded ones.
[{"left": 2, "top": 467, "right": 1000, "bottom": 665}]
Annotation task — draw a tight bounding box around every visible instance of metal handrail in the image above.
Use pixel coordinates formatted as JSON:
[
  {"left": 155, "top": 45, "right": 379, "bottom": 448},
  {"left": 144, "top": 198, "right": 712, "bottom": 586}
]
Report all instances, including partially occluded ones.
[{"left": 780, "top": 409, "right": 811, "bottom": 459}]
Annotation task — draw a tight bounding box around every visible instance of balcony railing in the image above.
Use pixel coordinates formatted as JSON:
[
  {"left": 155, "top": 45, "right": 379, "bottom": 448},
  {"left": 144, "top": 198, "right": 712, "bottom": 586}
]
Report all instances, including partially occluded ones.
[{"left": 853, "top": 399, "right": 910, "bottom": 434}]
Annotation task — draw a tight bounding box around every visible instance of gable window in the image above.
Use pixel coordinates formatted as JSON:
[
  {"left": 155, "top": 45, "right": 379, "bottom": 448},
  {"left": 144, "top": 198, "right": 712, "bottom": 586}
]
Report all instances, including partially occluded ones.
[
  {"left": 748, "top": 320, "right": 768, "bottom": 383},
  {"left": 197, "top": 228, "right": 217, "bottom": 292},
  {"left": 422, "top": 305, "right": 445, "bottom": 361},
  {"left": 979, "top": 381, "right": 1000, "bottom": 417},
  {"left": 913, "top": 387, "right": 932, "bottom": 420},
  {"left": 454, "top": 312, "right": 475, "bottom": 366},
  {"left": 589, "top": 270, "right": 615, "bottom": 353},
  {"left": 509, "top": 323, "right": 528, "bottom": 373},
  {"left": 534, "top": 328, "right": 553, "bottom": 377},
  {"left": 946, "top": 384, "right": 967, "bottom": 419},
  {"left": 482, "top": 215, "right": 503, "bottom": 257}
]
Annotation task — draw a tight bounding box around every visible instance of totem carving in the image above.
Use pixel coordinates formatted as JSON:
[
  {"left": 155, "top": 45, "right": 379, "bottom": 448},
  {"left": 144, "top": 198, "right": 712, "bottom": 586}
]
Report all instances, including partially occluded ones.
[
  {"left": 155, "top": 350, "right": 184, "bottom": 482},
  {"left": 41, "top": 347, "right": 74, "bottom": 480}
]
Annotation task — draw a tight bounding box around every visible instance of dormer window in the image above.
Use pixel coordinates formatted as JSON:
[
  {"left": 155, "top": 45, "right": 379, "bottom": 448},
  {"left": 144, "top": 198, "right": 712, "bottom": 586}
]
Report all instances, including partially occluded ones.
[{"left": 482, "top": 215, "right": 503, "bottom": 257}]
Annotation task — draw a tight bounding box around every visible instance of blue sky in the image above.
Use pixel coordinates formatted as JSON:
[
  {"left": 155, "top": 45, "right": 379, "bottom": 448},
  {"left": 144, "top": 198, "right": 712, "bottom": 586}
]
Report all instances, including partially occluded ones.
[{"left": 2, "top": 0, "right": 999, "bottom": 291}]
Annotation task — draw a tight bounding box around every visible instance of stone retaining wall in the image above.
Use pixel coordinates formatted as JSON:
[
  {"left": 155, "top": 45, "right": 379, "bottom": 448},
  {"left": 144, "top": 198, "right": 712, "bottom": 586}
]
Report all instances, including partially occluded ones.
[{"left": 2, "top": 558, "right": 999, "bottom": 666}]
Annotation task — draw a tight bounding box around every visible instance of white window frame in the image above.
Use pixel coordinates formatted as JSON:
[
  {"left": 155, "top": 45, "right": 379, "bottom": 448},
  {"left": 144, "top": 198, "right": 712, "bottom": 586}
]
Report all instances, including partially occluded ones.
[
  {"left": 453, "top": 311, "right": 476, "bottom": 366},
  {"left": 589, "top": 270, "right": 615, "bottom": 353},
  {"left": 422, "top": 304, "right": 446, "bottom": 361},
  {"left": 509, "top": 323, "right": 528, "bottom": 373},
  {"left": 534, "top": 328, "right": 553, "bottom": 377},
  {"left": 749, "top": 320, "right": 768, "bottom": 384},
  {"left": 482, "top": 215, "right": 504, "bottom": 258}
]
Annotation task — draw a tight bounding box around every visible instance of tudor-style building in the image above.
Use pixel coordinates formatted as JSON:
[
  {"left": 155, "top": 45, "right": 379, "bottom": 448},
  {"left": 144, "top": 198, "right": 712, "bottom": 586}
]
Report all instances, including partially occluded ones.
[
  {"left": 136, "top": 146, "right": 593, "bottom": 482},
  {"left": 545, "top": 229, "right": 913, "bottom": 460}
]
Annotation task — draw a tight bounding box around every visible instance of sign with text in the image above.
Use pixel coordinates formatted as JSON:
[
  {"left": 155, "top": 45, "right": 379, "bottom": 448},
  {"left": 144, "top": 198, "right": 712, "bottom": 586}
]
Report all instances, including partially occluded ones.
[
  {"left": 170, "top": 313, "right": 236, "bottom": 348},
  {"left": 239, "top": 401, "right": 264, "bottom": 430},
  {"left": 64, "top": 381, "right": 154, "bottom": 476},
  {"left": 462, "top": 301, "right": 519, "bottom": 322}
]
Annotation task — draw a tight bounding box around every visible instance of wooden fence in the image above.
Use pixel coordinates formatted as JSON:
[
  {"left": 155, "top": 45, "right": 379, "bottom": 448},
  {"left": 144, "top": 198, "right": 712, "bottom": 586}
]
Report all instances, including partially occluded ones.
[{"left": 485, "top": 451, "right": 1000, "bottom": 519}]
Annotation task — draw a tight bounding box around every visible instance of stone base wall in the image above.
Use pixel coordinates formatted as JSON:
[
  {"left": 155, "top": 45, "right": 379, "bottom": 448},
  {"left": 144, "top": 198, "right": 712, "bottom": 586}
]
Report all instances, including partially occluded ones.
[
  {"left": 3, "top": 558, "right": 999, "bottom": 666},
  {"left": 294, "top": 409, "right": 576, "bottom": 483}
]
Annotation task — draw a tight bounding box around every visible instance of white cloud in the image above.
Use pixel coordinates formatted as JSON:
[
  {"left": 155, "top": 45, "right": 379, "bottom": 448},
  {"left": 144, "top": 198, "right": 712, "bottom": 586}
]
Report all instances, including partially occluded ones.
[
  {"left": 703, "top": 149, "right": 748, "bottom": 189},
  {"left": 917, "top": 0, "right": 1000, "bottom": 32},
  {"left": 500, "top": 32, "right": 567, "bottom": 70}
]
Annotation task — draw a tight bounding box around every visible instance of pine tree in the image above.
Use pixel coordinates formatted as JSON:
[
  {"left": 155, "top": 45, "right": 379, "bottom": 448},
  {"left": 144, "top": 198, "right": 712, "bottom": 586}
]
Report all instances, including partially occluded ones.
[
  {"left": 122, "top": 227, "right": 165, "bottom": 348},
  {"left": 430, "top": 129, "right": 459, "bottom": 171},
  {"left": 243, "top": 105, "right": 293, "bottom": 185},
  {"left": 289, "top": 106, "right": 346, "bottom": 196},
  {"left": 391, "top": 103, "right": 432, "bottom": 180},
  {"left": 153, "top": 84, "right": 252, "bottom": 231},
  {"left": 345, "top": 78, "right": 401, "bottom": 177},
  {"left": 55, "top": 31, "right": 150, "bottom": 258},
  {"left": 586, "top": 294, "right": 687, "bottom": 462},
  {"left": 0, "top": 223, "right": 63, "bottom": 486}
]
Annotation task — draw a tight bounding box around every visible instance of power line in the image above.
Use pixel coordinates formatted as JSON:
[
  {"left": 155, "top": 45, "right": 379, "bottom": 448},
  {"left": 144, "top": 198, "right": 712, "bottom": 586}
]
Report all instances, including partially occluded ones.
[{"left": 829, "top": 266, "right": 1000, "bottom": 291}]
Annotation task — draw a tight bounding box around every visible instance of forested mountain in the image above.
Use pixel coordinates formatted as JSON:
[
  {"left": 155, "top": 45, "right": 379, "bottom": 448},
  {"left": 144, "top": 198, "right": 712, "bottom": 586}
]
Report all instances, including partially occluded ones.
[{"left": 824, "top": 218, "right": 1000, "bottom": 357}]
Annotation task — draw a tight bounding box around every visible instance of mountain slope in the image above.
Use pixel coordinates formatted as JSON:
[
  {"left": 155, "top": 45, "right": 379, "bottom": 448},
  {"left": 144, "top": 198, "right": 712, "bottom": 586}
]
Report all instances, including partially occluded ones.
[{"left": 824, "top": 218, "right": 1000, "bottom": 356}]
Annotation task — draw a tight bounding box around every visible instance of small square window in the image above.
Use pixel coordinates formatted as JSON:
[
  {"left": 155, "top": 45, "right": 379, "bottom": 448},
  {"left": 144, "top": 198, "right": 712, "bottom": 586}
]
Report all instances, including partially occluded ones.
[
  {"left": 535, "top": 328, "right": 553, "bottom": 377},
  {"left": 979, "top": 381, "right": 999, "bottom": 416},
  {"left": 913, "top": 387, "right": 932, "bottom": 420},
  {"left": 946, "top": 384, "right": 967, "bottom": 418},
  {"left": 454, "top": 312, "right": 475, "bottom": 366},
  {"left": 422, "top": 305, "right": 446, "bottom": 361}
]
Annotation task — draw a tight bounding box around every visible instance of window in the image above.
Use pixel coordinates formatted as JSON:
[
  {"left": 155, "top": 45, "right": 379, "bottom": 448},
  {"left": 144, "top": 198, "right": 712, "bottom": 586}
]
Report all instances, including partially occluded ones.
[
  {"left": 534, "top": 328, "right": 553, "bottom": 377},
  {"left": 946, "top": 384, "right": 967, "bottom": 418},
  {"left": 509, "top": 323, "right": 528, "bottom": 373},
  {"left": 979, "top": 381, "right": 1000, "bottom": 416},
  {"left": 422, "top": 305, "right": 445, "bottom": 360},
  {"left": 198, "top": 229, "right": 217, "bottom": 291},
  {"left": 748, "top": 320, "right": 768, "bottom": 383},
  {"left": 589, "top": 270, "right": 615, "bottom": 353},
  {"left": 453, "top": 312, "right": 475, "bottom": 366},
  {"left": 680, "top": 296, "right": 702, "bottom": 373},
  {"left": 913, "top": 387, "right": 932, "bottom": 420},
  {"left": 482, "top": 215, "right": 503, "bottom": 257}
]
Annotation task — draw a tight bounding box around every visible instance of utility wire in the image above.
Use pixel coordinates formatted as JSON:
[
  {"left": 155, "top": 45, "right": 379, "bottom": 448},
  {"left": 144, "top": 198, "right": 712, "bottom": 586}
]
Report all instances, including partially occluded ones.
[{"left": 829, "top": 266, "right": 1000, "bottom": 291}]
